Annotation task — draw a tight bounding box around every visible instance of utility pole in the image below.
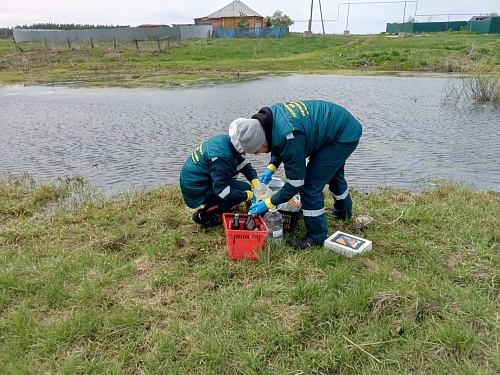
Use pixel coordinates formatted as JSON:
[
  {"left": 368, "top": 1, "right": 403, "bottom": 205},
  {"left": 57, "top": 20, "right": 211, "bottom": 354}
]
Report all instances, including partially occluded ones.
[
  {"left": 319, "top": 0, "right": 325, "bottom": 34},
  {"left": 345, "top": 3, "right": 351, "bottom": 35},
  {"left": 400, "top": 1, "right": 407, "bottom": 36},
  {"left": 307, "top": 0, "right": 314, "bottom": 33},
  {"left": 305, "top": 0, "right": 325, "bottom": 36}
]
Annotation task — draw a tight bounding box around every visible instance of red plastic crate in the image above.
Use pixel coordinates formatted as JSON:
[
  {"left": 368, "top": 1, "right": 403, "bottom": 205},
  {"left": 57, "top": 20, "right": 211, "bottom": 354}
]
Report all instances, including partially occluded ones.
[{"left": 222, "top": 213, "right": 269, "bottom": 260}]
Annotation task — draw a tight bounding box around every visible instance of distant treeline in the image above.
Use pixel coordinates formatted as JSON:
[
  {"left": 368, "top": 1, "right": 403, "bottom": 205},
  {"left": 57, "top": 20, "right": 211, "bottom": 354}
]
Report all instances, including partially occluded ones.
[
  {"left": 14, "top": 23, "right": 121, "bottom": 30},
  {"left": 1, "top": 24, "right": 123, "bottom": 38}
]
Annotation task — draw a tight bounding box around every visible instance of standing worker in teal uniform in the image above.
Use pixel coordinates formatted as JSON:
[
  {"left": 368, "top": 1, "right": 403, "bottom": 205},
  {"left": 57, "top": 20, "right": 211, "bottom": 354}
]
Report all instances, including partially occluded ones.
[
  {"left": 180, "top": 125, "right": 260, "bottom": 227},
  {"left": 234, "top": 100, "right": 362, "bottom": 249}
]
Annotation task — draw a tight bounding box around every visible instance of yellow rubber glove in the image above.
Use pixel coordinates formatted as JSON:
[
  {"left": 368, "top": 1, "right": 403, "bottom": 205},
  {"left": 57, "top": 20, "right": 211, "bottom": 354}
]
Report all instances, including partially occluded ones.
[
  {"left": 250, "top": 178, "right": 260, "bottom": 189},
  {"left": 264, "top": 198, "right": 276, "bottom": 209},
  {"left": 246, "top": 190, "right": 254, "bottom": 201}
]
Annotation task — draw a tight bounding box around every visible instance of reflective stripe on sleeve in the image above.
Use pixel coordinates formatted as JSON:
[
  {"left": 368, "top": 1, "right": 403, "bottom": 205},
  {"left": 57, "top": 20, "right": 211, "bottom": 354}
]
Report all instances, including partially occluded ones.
[
  {"left": 219, "top": 186, "right": 231, "bottom": 199},
  {"left": 286, "top": 179, "right": 304, "bottom": 188},
  {"left": 237, "top": 159, "right": 249, "bottom": 171}
]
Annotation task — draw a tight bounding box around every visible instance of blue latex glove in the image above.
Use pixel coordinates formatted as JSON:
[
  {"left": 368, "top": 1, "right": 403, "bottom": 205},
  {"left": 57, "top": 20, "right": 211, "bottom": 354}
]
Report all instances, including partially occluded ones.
[
  {"left": 260, "top": 169, "right": 274, "bottom": 184},
  {"left": 249, "top": 200, "right": 268, "bottom": 215},
  {"left": 251, "top": 193, "right": 257, "bottom": 204}
]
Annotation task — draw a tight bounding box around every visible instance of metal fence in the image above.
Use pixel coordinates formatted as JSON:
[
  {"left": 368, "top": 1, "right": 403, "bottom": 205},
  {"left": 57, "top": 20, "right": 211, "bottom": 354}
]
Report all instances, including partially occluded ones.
[
  {"left": 13, "top": 25, "right": 212, "bottom": 43},
  {"left": 12, "top": 25, "right": 288, "bottom": 44},
  {"left": 386, "top": 16, "right": 500, "bottom": 34},
  {"left": 215, "top": 26, "right": 289, "bottom": 38},
  {"left": 386, "top": 21, "right": 467, "bottom": 34}
]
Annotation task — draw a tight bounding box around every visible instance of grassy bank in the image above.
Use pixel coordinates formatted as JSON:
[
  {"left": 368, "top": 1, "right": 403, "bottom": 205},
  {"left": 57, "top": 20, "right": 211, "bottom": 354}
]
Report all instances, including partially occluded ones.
[
  {"left": 1, "top": 32, "right": 500, "bottom": 87},
  {"left": 1, "top": 174, "right": 499, "bottom": 374}
]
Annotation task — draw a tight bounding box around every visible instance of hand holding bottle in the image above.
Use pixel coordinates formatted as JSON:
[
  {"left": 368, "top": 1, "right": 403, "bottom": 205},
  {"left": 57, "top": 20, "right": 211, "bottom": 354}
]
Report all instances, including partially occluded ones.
[{"left": 249, "top": 200, "right": 268, "bottom": 215}]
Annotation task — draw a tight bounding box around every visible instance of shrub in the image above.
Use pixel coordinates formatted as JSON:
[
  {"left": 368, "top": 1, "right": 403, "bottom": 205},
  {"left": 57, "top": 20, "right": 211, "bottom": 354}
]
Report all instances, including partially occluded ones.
[{"left": 442, "top": 63, "right": 500, "bottom": 105}]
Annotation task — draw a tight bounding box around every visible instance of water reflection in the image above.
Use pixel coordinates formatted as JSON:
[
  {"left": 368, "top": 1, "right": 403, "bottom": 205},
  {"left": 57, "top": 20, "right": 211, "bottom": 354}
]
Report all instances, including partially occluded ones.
[{"left": 1, "top": 74, "right": 499, "bottom": 194}]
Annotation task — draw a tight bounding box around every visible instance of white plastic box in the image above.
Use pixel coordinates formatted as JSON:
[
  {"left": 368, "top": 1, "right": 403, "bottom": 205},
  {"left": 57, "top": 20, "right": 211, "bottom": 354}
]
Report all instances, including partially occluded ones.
[{"left": 323, "top": 231, "right": 372, "bottom": 257}]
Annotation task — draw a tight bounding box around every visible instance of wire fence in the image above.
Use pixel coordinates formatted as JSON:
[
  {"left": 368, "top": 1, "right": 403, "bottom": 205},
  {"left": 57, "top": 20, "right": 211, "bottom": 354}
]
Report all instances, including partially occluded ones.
[{"left": 12, "top": 36, "right": 184, "bottom": 53}]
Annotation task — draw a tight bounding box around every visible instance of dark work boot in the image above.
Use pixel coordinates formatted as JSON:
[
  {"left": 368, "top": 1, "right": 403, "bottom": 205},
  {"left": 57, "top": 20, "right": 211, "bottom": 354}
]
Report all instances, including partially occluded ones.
[
  {"left": 192, "top": 209, "right": 222, "bottom": 228},
  {"left": 289, "top": 237, "right": 319, "bottom": 250}
]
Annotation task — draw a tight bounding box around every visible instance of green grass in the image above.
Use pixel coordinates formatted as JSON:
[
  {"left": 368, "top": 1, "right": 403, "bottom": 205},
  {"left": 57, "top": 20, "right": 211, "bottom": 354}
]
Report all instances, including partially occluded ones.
[
  {"left": 1, "top": 174, "right": 499, "bottom": 374},
  {"left": 1, "top": 31, "right": 499, "bottom": 372},
  {"left": 1, "top": 32, "right": 499, "bottom": 87}
]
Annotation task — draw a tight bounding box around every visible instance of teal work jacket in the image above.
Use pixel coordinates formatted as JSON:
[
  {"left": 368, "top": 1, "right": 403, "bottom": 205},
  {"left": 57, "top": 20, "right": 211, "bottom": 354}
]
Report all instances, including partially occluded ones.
[
  {"left": 267, "top": 100, "right": 362, "bottom": 206},
  {"left": 180, "top": 134, "right": 258, "bottom": 208}
]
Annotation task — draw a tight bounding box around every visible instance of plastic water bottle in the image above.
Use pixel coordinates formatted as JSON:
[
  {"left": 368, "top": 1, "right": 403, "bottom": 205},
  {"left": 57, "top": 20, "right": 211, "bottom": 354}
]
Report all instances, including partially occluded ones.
[
  {"left": 263, "top": 208, "right": 283, "bottom": 243},
  {"left": 277, "top": 194, "right": 301, "bottom": 212}
]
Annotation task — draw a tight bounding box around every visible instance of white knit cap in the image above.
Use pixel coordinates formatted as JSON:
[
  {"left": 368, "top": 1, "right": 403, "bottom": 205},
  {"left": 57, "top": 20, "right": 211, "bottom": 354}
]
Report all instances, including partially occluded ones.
[
  {"left": 235, "top": 118, "right": 266, "bottom": 154},
  {"left": 229, "top": 118, "right": 245, "bottom": 153}
]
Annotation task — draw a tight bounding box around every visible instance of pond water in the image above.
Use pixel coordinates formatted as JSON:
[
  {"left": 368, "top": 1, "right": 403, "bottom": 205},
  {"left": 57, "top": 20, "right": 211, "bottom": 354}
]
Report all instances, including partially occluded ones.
[{"left": 1, "top": 74, "right": 499, "bottom": 194}]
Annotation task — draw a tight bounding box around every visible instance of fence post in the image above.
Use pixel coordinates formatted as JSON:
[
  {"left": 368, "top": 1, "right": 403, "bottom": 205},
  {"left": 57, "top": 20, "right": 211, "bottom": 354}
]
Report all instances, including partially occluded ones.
[
  {"left": 13, "top": 36, "right": 23, "bottom": 52},
  {"left": 113, "top": 37, "right": 116, "bottom": 49},
  {"left": 91, "top": 37, "right": 94, "bottom": 49},
  {"left": 44, "top": 38, "right": 48, "bottom": 50},
  {"left": 135, "top": 39, "right": 139, "bottom": 50},
  {"left": 67, "top": 38, "right": 71, "bottom": 50},
  {"left": 157, "top": 38, "right": 161, "bottom": 52}
]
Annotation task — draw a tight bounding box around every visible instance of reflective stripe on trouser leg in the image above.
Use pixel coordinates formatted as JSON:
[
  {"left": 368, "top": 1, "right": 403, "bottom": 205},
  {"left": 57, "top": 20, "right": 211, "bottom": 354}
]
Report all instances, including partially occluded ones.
[
  {"left": 302, "top": 207, "right": 328, "bottom": 244},
  {"left": 332, "top": 192, "right": 352, "bottom": 219},
  {"left": 329, "top": 163, "right": 352, "bottom": 219},
  {"left": 301, "top": 141, "right": 359, "bottom": 242},
  {"left": 332, "top": 187, "right": 349, "bottom": 201},
  {"left": 300, "top": 157, "right": 330, "bottom": 244}
]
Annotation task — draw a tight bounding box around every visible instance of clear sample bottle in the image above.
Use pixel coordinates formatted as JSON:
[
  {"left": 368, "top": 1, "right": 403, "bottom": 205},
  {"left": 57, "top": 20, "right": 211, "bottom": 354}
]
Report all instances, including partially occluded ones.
[
  {"left": 253, "top": 183, "right": 273, "bottom": 201},
  {"left": 263, "top": 208, "right": 283, "bottom": 243}
]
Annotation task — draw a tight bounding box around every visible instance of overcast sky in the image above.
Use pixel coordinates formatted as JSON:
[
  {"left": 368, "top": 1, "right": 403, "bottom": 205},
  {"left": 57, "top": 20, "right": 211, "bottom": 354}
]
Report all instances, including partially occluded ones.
[{"left": 1, "top": 1, "right": 498, "bottom": 34}]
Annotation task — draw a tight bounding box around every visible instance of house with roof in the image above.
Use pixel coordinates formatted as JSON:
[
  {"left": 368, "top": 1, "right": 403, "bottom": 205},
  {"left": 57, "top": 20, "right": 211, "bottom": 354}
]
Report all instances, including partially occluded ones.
[{"left": 194, "top": 1, "right": 264, "bottom": 30}]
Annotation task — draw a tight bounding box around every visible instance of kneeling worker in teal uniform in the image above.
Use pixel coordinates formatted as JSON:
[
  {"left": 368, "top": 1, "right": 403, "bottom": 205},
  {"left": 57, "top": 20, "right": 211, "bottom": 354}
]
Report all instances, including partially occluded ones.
[
  {"left": 234, "top": 100, "right": 362, "bottom": 249},
  {"left": 180, "top": 122, "right": 260, "bottom": 227}
]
